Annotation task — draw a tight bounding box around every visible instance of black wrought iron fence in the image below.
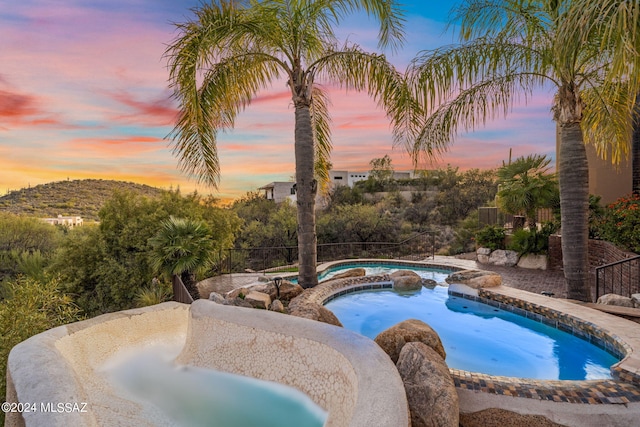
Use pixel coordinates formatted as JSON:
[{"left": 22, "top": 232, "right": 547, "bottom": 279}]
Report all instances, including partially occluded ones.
[
  {"left": 218, "top": 230, "right": 437, "bottom": 274},
  {"left": 595, "top": 255, "right": 640, "bottom": 300}
]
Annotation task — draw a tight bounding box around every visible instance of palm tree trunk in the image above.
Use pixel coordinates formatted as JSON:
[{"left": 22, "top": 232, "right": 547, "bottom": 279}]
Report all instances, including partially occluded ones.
[
  {"left": 558, "top": 122, "right": 591, "bottom": 301},
  {"left": 632, "top": 93, "right": 640, "bottom": 195},
  {"left": 294, "top": 104, "right": 318, "bottom": 288}
]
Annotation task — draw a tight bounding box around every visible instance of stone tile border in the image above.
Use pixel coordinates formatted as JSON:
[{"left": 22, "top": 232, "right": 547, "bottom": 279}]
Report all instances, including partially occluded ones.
[{"left": 299, "top": 259, "right": 640, "bottom": 405}]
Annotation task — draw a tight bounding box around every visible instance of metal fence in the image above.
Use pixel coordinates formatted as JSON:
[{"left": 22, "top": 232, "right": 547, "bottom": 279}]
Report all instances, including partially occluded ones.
[
  {"left": 595, "top": 255, "right": 640, "bottom": 300},
  {"left": 478, "top": 207, "right": 555, "bottom": 230},
  {"left": 217, "top": 230, "right": 437, "bottom": 274}
]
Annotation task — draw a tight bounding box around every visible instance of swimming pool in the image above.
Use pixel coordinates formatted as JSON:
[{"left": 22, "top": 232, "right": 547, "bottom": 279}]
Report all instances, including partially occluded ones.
[
  {"left": 324, "top": 282, "right": 619, "bottom": 381},
  {"left": 289, "top": 261, "right": 453, "bottom": 283}
]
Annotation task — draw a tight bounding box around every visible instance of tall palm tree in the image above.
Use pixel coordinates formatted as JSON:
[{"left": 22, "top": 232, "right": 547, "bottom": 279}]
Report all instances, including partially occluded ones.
[
  {"left": 563, "top": 1, "right": 640, "bottom": 197},
  {"left": 496, "top": 154, "right": 558, "bottom": 229},
  {"left": 406, "top": 0, "right": 636, "bottom": 301},
  {"left": 148, "top": 216, "right": 216, "bottom": 300},
  {"left": 165, "top": 0, "right": 406, "bottom": 288}
]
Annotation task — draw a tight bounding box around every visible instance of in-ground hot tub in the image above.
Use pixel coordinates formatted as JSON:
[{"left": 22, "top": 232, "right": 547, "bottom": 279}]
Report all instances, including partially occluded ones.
[{"left": 6, "top": 300, "right": 409, "bottom": 427}]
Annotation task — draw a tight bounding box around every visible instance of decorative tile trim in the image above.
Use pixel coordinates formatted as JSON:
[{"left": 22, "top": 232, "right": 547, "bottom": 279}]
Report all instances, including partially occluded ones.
[{"left": 472, "top": 289, "right": 631, "bottom": 363}]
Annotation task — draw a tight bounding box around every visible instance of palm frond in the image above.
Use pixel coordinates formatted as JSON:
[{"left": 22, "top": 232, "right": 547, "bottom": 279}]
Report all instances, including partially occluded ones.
[
  {"left": 562, "top": 0, "right": 640, "bottom": 83},
  {"left": 309, "top": 87, "right": 333, "bottom": 193},
  {"left": 408, "top": 72, "right": 544, "bottom": 167},
  {"left": 581, "top": 82, "right": 634, "bottom": 163},
  {"left": 328, "top": 0, "right": 405, "bottom": 51}
]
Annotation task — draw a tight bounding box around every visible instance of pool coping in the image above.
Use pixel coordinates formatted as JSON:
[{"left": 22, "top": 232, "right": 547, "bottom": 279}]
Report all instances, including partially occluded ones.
[{"left": 298, "top": 259, "right": 640, "bottom": 405}]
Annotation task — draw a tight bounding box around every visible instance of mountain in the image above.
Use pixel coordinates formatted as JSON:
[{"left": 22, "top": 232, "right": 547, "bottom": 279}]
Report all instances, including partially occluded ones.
[{"left": 0, "top": 179, "right": 165, "bottom": 221}]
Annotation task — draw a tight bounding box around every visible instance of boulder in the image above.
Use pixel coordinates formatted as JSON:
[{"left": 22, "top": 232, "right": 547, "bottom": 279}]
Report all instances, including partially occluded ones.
[
  {"left": 270, "top": 299, "right": 285, "bottom": 313},
  {"left": 517, "top": 254, "right": 548, "bottom": 270},
  {"left": 208, "top": 292, "right": 225, "bottom": 304},
  {"left": 287, "top": 302, "right": 343, "bottom": 327},
  {"left": 476, "top": 247, "right": 492, "bottom": 264},
  {"left": 390, "top": 270, "right": 423, "bottom": 292},
  {"left": 323, "top": 268, "right": 366, "bottom": 281},
  {"left": 244, "top": 291, "right": 271, "bottom": 310},
  {"left": 421, "top": 278, "right": 438, "bottom": 289},
  {"left": 374, "top": 319, "right": 446, "bottom": 363},
  {"left": 225, "top": 287, "right": 249, "bottom": 300},
  {"left": 632, "top": 294, "right": 640, "bottom": 309},
  {"left": 244, "top": 281, "right": 303, "bottom": 302},
  {"left": 597, "top": 293, "right": 635, "bottom": 308},
  {"left": 445, "top": 269, "right": 501, "bottom": 289},
  {"left": 222, "top": 297, "right": 253, "bottom": 308},
  {"left": 488, "top": 249, "right": 519, "bottom": 267},
  {"left": 396, "top": 342, "right": 459, "bottom": 427},
  {"left": 275, "top": 281, "right": 304, "bottom": 301}
]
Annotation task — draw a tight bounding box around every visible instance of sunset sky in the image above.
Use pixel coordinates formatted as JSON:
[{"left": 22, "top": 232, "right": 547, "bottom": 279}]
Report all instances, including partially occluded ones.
[{"left": 0, "top": 1, "right": 556, "bottom": 201}]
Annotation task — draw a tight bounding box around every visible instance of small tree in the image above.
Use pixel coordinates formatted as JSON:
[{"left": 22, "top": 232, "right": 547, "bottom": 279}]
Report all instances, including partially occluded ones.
[
  {"left": 148, "top": 217, "right": 216, "bottom": 300},
  {"left": 369, "top": 155, "right": 394, "bottom": 184},
  {"left": 496, "top": 154, "right": 558, "bottom": 229}
]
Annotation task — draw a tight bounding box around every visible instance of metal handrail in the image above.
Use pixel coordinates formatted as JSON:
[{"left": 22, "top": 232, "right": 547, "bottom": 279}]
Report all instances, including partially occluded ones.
[{"left": 595, "top": 255, "right": 640, "bottom": 300}]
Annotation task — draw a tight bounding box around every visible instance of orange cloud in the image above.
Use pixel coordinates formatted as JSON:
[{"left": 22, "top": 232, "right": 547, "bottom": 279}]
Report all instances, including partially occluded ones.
[{"left": 64, "top": 136, "right": 167, "bottom": 157}]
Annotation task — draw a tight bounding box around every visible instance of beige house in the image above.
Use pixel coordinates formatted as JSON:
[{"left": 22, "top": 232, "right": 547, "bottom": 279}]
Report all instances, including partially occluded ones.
[{"left": 42, "top": 214, "right": 83, "bottom": 227}]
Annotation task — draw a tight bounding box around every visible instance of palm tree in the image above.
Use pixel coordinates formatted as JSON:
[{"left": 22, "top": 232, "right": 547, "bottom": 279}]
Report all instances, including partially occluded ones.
[
  {"left": 563, "top": 1, "right": 640, "bottom": 197},
  {"left": 406, "top": 0, "right": 637, "bottom": 301},
  {"left": 496, "top": 154, "right": 558, "bottom": 229},
  {"left": 165, "top": 0, "right": 406, "bottom": 288},
  {"left": 148, "top": 216, "right": 215, "bottom": 300}
]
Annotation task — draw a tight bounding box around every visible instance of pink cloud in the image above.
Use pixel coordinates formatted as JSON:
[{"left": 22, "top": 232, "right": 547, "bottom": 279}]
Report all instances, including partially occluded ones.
[{"left": 109, "top": 91, "right": 177, "bottom": 126}]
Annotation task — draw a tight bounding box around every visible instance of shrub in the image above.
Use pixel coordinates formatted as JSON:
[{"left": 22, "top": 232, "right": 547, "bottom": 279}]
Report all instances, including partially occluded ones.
[
  {"left": 507, "top": 222, "right": 558, "bottom": 255},
  {"left": 134, "top": 282, "right": 172, "bottom": 307},
  {"left": 597, "top": 194, "right": 640, "bottom": 253},
  {"left": 0, "top": 276, "right": 82, "bottom": 424},
  {"left": 475, "top": 225, "right": 506, "bottom": 250}
]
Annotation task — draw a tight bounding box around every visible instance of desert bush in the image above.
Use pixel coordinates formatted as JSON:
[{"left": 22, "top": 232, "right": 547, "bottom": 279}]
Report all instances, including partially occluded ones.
[
  {"left": 475, "top": 225, "right": 506, "bottom": 250},
  {"left": 0, "top": 276, "right": 82, "bottom": 424},
  {"left": 507, "top": 222, "right": 558, "bottom": 255}
]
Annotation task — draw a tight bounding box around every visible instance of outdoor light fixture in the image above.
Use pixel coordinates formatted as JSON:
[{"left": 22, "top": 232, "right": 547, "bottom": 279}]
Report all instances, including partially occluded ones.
[{"left": 273, "top": 276, "right": 283, "bottom": 299}]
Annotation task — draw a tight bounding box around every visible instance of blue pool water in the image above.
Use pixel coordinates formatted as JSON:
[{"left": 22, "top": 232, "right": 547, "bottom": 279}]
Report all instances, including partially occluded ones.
[
  {"left": 291, "top": 262, "right": 452, "bottom": 283},
  {"left": 325, "top": 286, "right": 620, "bottom": 380}
]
